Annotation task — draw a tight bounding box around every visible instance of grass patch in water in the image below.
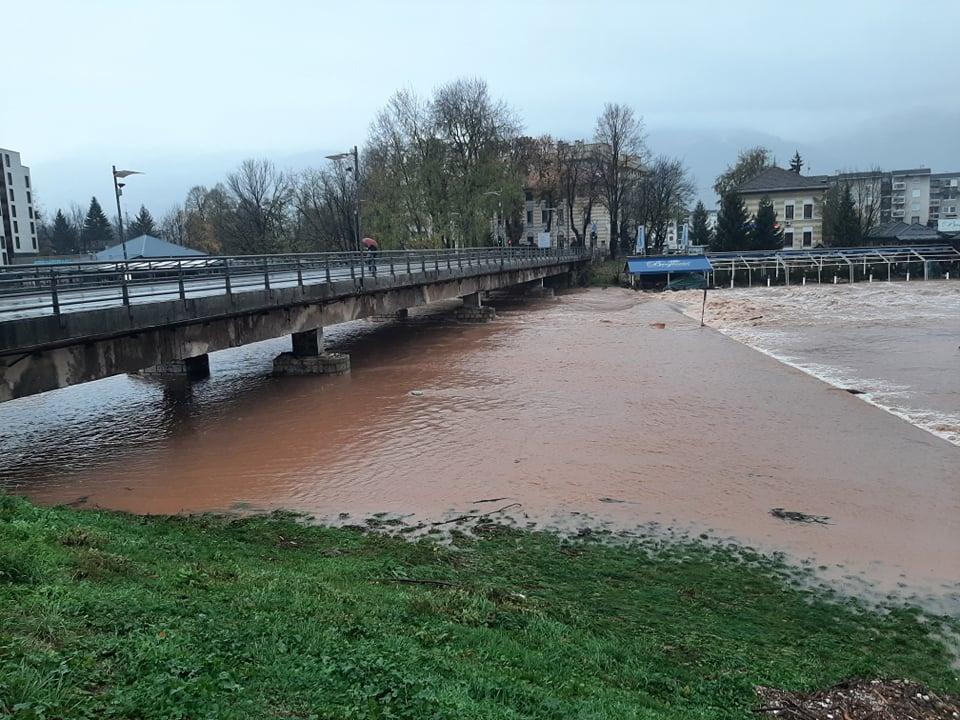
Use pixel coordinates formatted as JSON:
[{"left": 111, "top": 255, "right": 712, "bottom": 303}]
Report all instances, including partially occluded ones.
[{"left": 0, "top": 494, "right": 957, "bottom": 719}]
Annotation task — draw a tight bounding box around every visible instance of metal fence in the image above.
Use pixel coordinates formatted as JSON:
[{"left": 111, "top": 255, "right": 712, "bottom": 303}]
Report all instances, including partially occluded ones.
[
  {"left": 705, "top": 245, "right": 960, "bottom": 286},
  {"left": 0, "top": 246, "right": 587, "bottom": 318}
]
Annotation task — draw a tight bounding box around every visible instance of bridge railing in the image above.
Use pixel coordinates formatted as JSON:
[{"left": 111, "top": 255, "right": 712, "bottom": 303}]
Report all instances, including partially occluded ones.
[{"left": 0, "top": 246, "right": 587, "bottom": 318}]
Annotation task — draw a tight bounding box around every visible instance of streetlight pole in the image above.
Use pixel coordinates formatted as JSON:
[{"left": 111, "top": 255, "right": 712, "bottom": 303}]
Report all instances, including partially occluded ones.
[
  {"left": 352, "top": 145, "right": 361, "bottom": 254},
  {"left": 112, "top": 166, "right": 143, "bottom": 262},
  {"left": 326, "top": 146, "right": 362, "bottom": 253}
]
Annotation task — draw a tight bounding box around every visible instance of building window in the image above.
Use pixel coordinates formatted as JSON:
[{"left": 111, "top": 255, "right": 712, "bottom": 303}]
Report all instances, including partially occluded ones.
[
  {"left": 5, "top": 172, "right": 10, "bottom": 185},
  {"left": 8, "top": 188, "right": 14, "bottom": 201},
  {"left": 26, "top": 191, "right": 31, "bottom": 204},
  {"left": 30, "top": 222, "right": 35, "bottom": 234},
  {"left": 10, "top": 204, "right": 15, "bottom": 218},
  {"left": 784, "top": 204, "right": 794, "bottom": 220},
  {"left": 526, "top": 235, "right": 534, "bottom": 245},
  {"left": 541, "top": 209, "right": 549, "bottom": 224},
  {"left": 24, "top": 175, "right": 29, "bottom": 188},
  {"left": 911, "top": 216, "right": 920, "bottom": 224},
  {"left": 15, "top": 236, "right": 20, "bottom": 249},
  {"left": 784, "top": 231, "right": 794, "bottom": 246},
  {"left": 524, "top": 190, "right": 533, "bottom": 201},
  {"left": 911, "top": 202, "right": 920, "bottom": 211},
  {"left": 912, "top": 189, "right": 920, "bottom": 198},
  {"left": 28, "top": 207, "right": 33, "bottom": 219},
  {"left": 557, "top": 208, "right": 564, "bottom": 224},
  {"left": 803, "top": 203, "right": 813, "bottom": 219},
  {"left": 4, "top": 154, "right": 9, "bottom": 167},
  {"left": 13, "top": 221, "right": 18, "bottom": 233},
  {"left": 526, "top": 210, "right": 533, "bottom": 224},
  {"left": 802, "top": 230, "right": 812, "bottom": 247}
]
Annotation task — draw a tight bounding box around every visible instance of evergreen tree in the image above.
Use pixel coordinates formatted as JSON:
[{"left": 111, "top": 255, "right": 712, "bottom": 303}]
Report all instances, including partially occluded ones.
[
  {"left": 80, "top": 196, "right": 113, "bottom": 252},
  {"left": 690, "top": 200, "right": 713, "bottom": 246},
  {"left": 789, "top": 151, "right": 803, "bottom": 174},
  {"left": 51, "top": 209, "right": 79, "bottom": 254},
  {"left": 751, "top": 196, "right": 783, "bottom": 250},
  {"left": 712, "top": 191, "right": 750, "bottom": 251},
  {"left": 127, "top": 205, "right": 158, "bottom": 238}
]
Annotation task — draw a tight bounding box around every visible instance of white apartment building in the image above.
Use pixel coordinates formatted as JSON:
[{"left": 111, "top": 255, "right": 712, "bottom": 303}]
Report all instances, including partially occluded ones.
[
  {"left": 0, "top": 148, "right": 39, "bottom": 265},
  {"left": 890, "top": 168, "right": 931, "bottom": 225}
]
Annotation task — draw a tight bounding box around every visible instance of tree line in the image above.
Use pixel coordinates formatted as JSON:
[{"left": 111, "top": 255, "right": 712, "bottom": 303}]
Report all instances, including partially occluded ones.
[{"left": 34, "top": 78, "right": 699, "bottom": 260}]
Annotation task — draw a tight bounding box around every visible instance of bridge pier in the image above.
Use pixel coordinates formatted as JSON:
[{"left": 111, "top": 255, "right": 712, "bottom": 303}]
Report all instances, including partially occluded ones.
[
  {"left": 273, "top": 328, "right": 350, "bottom": 377},
  {"left": 524, "top": 278, "right": 555, "bottom": 298},
  {"left": 455, "top": 292, "right": 495, "bottom": 322},
  {"left": 140, "top": 353, "right": 210, "bottom": 380}
]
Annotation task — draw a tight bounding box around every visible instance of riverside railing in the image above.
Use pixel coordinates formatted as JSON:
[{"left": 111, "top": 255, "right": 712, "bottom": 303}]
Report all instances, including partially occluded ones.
[
  {"left": 0, "top": 246, "right": 587, "bottom": 318},
  {"left": 705, "top": 244, "right": 960, "bottom": 287}
]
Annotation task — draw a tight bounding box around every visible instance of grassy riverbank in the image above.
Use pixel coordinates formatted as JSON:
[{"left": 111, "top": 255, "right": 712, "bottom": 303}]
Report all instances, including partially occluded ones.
[
  {"left": 587, "top": 259, "right": 624, "bottom": 286},
  {"left": 1, "top": 496, "right": 957, "bottom": 719}
]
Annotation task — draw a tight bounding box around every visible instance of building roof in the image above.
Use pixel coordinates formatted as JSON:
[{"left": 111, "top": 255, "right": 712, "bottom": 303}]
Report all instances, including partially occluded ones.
[
  {"left": 94, "top": 235, "right": 207, "bottom": 261},
  {"left": 737, "top": 167, "right": 829, "bottom": 194},
  {"left": 866, "top": 221, "right": 942, "bottom": 242}
]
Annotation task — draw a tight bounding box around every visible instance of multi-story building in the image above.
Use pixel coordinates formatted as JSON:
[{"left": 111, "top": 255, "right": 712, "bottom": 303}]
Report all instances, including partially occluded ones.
[
  {"left": 737, "top": 167, "right": 830, "bottom": 249},
  {"left": 519, "top": 190, "right": 612, "bottom": 250},
  {"left": 0, "top": 148, "right": 40, "bottom": 265},
  {"left": 889, "top": 168, "right": 931, "bottom": 225},
  {"left": 929, "top": 172, "right": 960, "bottom": 226}
]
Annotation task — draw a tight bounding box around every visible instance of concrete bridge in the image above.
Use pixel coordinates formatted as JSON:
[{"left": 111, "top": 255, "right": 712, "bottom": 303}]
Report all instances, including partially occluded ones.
[{"left": 0, "top": 247, "right": 587, "bottom": 402}]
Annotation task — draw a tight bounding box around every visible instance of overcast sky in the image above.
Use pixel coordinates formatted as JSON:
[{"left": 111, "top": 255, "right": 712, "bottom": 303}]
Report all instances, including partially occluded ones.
[{"left": 3, "top": 0, "right": 959, "bottom": 214}]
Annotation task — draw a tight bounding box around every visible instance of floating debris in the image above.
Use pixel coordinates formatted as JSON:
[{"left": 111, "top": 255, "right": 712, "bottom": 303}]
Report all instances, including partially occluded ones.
[{"left": 770, "top": 508, "right": 831, "bottom": 525}]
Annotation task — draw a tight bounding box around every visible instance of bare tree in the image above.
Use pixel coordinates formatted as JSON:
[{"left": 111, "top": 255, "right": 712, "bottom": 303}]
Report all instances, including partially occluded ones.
[
  {"left": 557, "top": 140, "right": 599, "bottom": 246},
  {"left": 714, "top": 146, "right": 773, "bottom": 198},
  {"left": 844, "top": 168, "right": 884, "bottom": 237},
  {"left": 626, "top": 156, "right": 695, "bottom": 251},
  {"left": 160, "top": 205, "right": 188, "bottom": 246},
  {"left": 593, "top": 103, "right": 646, "bottom": 258},
  {"left": 225, "top": 159, "right": 291, "bottom": 254},
  {"left": 292, "top": 165, "right": 356, "bottom": 251}
]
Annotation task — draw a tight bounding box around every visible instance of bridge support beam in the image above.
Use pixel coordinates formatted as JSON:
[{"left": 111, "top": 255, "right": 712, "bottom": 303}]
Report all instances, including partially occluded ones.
[
  {"left": 273, "top": 328, "right": 350, "bottom": 376},
  {"left": 524, "top": 278, "right": 555, "bottom": 298},
  {"left": 455, "top": 292, "right": 495, "bottom": 322},
  {"left": 140, "top": 353, "right": 210, "bottom": 380}
]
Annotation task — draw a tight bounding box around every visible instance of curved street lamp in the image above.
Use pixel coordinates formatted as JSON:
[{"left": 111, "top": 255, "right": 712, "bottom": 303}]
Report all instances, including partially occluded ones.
[
  {"left": 112, "top": 166, "right": 143, "bottom": 262},
  {"left": 326, "top": 146, "right": 361, "bottom": 253}
]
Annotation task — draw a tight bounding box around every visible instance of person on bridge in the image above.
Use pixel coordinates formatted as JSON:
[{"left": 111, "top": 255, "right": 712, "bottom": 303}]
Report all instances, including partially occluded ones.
[{"left": 362, "top": 237, "right": 379, "bottom": 275}]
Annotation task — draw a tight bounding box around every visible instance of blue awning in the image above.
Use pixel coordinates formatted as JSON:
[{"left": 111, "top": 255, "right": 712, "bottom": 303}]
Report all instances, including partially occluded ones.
[{"left": 625, "top": 256, "right": 713, "bottom": 275}]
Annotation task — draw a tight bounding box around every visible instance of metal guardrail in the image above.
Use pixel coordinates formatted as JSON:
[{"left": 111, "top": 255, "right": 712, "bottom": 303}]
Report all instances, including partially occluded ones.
[
  {"left": 704, "top": 244, "right": 960, "bottom": 287},
  {"left": 705, "top": 244, "right": 960, "bottom": 272},
  {"left": 0, "top": 246, "right": 587, "bottom": 318}
]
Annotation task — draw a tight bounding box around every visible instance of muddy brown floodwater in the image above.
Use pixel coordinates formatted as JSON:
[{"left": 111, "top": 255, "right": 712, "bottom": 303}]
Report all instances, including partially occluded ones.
[{"left": 1, "top": 288, "right": 958, "bottom": 611}]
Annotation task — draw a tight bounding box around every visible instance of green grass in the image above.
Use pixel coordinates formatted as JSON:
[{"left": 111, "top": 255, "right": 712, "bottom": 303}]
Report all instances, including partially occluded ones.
[{"left": 0, "top": 495, "right": 957, "bottom": 719}]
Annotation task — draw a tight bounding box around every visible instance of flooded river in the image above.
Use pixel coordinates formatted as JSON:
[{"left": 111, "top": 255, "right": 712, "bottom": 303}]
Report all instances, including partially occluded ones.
[{"left": 1, "top": 287, "right": 958, "bottom": 610}]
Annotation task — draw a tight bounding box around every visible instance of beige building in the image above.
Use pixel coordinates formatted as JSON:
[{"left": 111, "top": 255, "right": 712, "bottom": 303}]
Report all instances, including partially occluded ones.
[
  {"left": 519, "top": 191, "right": 612, "bottom": 250},
  {"left": 737, "top": 167, "right": 830, "bottom": 249}
]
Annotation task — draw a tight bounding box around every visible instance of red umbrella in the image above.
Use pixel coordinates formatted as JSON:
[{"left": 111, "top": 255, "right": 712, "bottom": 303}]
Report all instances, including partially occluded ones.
[{"left": 361, "top": 237, "right": 378, "bottom": 249}]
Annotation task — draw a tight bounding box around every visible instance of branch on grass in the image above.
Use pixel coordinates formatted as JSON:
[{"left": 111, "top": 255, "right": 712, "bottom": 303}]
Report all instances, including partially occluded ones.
[{"left": 429, "top": 503, "right": 522, "bottom": 526}]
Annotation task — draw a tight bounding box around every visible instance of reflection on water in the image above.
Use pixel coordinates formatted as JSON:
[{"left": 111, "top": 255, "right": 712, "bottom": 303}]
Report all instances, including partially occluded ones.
[{"left": 1, "top": 288, "right": 958, "bottom": 610}]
